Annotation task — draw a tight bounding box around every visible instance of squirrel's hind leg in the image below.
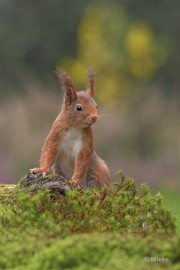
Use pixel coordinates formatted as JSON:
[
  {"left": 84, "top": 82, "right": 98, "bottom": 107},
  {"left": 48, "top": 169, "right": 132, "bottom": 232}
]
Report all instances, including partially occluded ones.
[{"left": 87, "top": 155, "right": 113, "bottom": 191}]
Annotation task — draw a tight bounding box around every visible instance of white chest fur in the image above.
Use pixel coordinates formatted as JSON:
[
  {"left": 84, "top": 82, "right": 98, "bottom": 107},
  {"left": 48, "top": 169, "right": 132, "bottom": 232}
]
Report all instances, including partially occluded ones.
[{"left": 60, "top": 128, "right": 83, "bottom": 160}]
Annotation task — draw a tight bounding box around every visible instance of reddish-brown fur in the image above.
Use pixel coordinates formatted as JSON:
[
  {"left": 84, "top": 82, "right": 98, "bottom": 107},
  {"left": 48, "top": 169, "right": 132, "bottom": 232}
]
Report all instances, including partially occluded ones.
[{"left": 31, "top": 68, "right": 112, "bottom": 190}]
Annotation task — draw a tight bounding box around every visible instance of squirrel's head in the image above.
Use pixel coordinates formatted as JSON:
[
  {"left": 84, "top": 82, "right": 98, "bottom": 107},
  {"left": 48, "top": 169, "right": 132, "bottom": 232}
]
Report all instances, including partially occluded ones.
[{"left": 56, "top": 68, "right": 98, "bottom": 128}]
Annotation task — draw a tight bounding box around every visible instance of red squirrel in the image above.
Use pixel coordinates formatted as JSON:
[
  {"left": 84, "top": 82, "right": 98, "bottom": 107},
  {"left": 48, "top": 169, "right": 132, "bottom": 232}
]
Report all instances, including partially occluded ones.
[{"left": 30, "top": 68, "right": 112, "bottom": 189}]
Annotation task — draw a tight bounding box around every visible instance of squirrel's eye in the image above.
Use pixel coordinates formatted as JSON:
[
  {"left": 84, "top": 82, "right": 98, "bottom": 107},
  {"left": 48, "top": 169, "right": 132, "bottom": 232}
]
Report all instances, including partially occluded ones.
[{"left": 76, "top": 104, "right": 82, "bottom": 111}]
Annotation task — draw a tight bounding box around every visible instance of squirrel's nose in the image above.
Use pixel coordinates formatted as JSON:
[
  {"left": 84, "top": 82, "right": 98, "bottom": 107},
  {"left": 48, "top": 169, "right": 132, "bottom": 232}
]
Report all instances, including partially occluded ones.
[{"left": 91, "top": 116, "right": 97, "bottom": 122}]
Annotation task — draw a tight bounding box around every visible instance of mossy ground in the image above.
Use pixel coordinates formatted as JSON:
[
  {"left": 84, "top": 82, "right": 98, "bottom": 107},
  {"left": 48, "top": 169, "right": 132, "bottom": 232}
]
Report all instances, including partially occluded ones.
[{"left": 0, "top": 173, "right": 179, "bottom": 270}]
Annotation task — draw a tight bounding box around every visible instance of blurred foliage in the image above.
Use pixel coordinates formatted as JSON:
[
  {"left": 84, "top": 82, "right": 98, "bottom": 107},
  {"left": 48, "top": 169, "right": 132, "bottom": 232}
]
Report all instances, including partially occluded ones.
[
  {"left": 119, "top": 0, "right": 180, "bottom": 94},
  {"left": 61, "top": 4, "right": 167, "bottom": 104},
  {"left": 161, "top": 189, "right": 180, "bottom": 232},
  {"left": 0, "top": 0, "right": 180, "bottom": 98},
  {"left": 0, "top": 0, "right": 90, "bottom": 96}
]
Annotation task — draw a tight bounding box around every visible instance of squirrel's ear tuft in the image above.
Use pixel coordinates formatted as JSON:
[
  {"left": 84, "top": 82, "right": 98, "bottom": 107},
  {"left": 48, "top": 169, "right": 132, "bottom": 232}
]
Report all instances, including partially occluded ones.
[
  {"left": 56, "top": 67, "right": 77, "bottom": 106},
  {"left": 87, "top": 67, "right": 95, "bottom": 97}
]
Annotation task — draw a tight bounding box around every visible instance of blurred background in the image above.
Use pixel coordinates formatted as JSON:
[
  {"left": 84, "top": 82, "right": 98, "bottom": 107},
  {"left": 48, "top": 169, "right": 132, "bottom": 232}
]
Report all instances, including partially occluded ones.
[{"left": 0, "top": 0, "right": 179, "bottom": 225}]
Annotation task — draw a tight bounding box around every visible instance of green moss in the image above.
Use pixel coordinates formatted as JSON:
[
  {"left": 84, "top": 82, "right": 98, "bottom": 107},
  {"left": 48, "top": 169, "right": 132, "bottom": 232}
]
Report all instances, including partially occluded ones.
[
  {"left": 27, "top": 233, "right": 180, "bottom": 270},
  {"left": 0, "top": 184, "right": 21, "bottom": 228},
  {"left": 0, "top": 232, "right": 179, "bottom": 270},
  {"left": 1, "top": 176, "right": 175, "bottom": 235},
  {"left": 0, "top": 172, "right": 178, "bottom": 269},
  {"left": 0, "top": 184, "right": 20, "bottom": 204}
]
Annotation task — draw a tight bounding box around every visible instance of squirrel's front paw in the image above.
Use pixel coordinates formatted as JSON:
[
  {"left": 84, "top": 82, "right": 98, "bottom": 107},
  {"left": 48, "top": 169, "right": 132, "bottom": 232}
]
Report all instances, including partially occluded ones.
[
  {"left": 70, "top": 178, "right": 81, "bottom": 188},
  {"left": 30, "top": 168, "right": 47, "bottom": 177}
]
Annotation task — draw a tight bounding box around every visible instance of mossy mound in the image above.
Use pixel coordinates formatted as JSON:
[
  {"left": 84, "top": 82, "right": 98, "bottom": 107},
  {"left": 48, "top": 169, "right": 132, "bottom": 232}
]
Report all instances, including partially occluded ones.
[
  {"left": 1, "top": 172, "right": 176, "bottom": 235},
  {"left": 0, "top": 172, "right": 179, "bottom": 269},
  {"left": 1, "top": 232, "right": 179, "bottom": 270}
]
